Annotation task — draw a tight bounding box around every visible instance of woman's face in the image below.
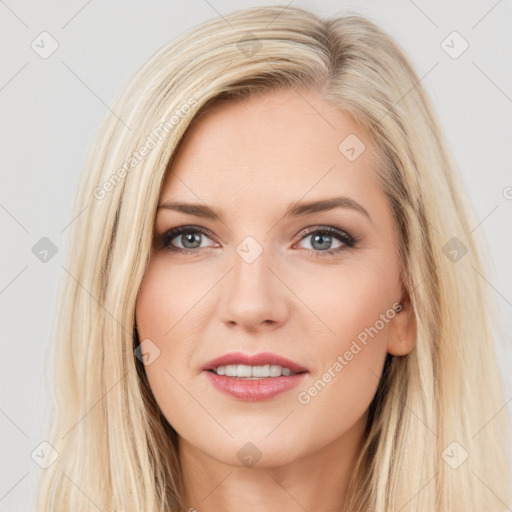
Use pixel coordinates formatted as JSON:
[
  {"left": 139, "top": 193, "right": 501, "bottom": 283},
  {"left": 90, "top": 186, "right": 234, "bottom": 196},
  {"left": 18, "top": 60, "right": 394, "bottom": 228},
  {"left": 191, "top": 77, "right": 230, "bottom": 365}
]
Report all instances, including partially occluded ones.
[{"left": 135, "top": 88, "right": 416, "bottom": 468}]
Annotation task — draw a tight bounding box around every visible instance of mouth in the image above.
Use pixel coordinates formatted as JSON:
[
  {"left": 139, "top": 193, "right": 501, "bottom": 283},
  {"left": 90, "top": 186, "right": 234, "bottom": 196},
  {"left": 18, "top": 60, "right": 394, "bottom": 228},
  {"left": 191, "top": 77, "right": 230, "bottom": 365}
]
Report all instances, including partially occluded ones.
[
  {"left": 201, "top": 352, "right": 309, "bottom": 401},
  {"left": 208, "top": 364, "right": 303, "bottom": 379},
  {"left": 202, "top": 351, "right": 308, "bottom": 373}
]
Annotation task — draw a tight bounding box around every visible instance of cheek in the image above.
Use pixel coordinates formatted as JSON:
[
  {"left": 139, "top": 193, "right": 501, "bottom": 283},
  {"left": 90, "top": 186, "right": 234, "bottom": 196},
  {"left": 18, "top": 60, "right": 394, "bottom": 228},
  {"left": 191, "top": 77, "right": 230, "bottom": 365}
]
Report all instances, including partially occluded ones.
[
  {"left": 135, "top": 256, "right": 215, "bottom": 343},
  {"left": 134, "top": 263, "right": 185, "bottom": 414},
  {"left": 291, "top": 258, "right": 396, "bottom": 421},
  {"left": 296, "top": 251, "right": 397, "bottom": 353},
  {"left": 135, "top": 259, "right": 215, "bottom": 430},
  {"left": 135, "top": 259, "right": 187, "bottom": 335}
]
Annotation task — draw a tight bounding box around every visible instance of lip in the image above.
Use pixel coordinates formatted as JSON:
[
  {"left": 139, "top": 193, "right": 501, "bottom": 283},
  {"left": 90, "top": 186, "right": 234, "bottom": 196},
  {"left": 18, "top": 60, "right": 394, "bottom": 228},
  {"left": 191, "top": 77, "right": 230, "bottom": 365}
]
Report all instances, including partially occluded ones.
[
  {"left": 204, "top": 371, "right": 307, "bottom": 401},
  {"left": 201, "top": 351, "right": 309, "bottom": 401},
  {"left": 201, "top": 351, "right": 309, "bottom": 373}
]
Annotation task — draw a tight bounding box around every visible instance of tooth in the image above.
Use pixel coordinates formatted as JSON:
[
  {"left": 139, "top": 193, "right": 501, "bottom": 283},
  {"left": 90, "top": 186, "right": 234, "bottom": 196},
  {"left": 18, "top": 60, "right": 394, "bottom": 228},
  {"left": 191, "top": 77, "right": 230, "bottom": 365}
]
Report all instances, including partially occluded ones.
[
  {"left": 225, "top": 365, "right": 237, "bottom": 377},
  {"left": 214, "top": 364, "right": 295, "bottom": 378},
  {"left": 252, "top": 364, "right": 270, "bottom": 378},
  {"left": 236, "top": 364, "right": 252, "bottom": 378},
  {"left": 269, "top": 365, "right": 282, "bottom": 377}
]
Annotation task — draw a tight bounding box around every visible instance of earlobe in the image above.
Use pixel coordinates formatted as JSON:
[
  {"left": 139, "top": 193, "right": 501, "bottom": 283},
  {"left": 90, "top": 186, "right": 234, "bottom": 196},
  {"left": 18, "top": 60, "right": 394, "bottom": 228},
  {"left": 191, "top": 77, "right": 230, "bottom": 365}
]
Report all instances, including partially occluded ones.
[{"left": 387, "top": 295, "right": 417, "bottom": 356}]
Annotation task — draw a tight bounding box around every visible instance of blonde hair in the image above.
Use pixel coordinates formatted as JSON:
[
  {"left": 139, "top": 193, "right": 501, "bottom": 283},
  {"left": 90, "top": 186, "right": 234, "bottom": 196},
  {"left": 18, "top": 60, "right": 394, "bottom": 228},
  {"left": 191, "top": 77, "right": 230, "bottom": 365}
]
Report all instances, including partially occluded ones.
[{"left": 38, "top": 5, "right": 511, "bottom": 511}]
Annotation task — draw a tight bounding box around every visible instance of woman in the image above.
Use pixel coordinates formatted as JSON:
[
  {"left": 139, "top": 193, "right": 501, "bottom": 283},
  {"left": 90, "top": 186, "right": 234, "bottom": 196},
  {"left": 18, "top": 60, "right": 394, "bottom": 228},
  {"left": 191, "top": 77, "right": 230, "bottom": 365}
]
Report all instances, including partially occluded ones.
[{"left": 37, "top": 5, "right": 511, "bottom": 511}]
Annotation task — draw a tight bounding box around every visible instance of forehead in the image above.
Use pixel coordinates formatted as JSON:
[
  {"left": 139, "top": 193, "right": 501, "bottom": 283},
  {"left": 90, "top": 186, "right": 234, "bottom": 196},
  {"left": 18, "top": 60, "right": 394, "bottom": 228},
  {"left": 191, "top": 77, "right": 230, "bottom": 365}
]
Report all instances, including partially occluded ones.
[{"left": 160, "top": 88, "right": 382, "bottom": 210}]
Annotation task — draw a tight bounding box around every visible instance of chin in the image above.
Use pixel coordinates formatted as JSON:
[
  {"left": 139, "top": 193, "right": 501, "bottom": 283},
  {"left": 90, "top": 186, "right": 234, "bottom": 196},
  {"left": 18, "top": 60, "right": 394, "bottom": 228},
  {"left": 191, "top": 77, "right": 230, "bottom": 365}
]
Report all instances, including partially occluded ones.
[{"left": 183, "top": 425, "right": 315, "bottom": 469}]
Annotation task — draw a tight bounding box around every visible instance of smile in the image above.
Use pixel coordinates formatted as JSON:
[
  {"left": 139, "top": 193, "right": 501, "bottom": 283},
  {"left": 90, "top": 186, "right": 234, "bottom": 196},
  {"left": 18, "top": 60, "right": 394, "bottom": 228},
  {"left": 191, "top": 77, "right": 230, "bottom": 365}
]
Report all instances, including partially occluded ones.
[
  {"left": 210, "top": 364, "right": 297, "bottom": 378},
  {"left": 201, "top": 352, "right": 309, "bottom": 401}
]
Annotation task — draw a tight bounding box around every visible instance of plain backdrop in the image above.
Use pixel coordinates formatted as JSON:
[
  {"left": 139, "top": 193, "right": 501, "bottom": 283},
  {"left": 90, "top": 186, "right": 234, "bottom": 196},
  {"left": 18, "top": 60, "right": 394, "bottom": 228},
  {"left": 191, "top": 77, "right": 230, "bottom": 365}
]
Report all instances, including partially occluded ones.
[{"left": 1, "top": 1, "right": 511, "bottom": 510}]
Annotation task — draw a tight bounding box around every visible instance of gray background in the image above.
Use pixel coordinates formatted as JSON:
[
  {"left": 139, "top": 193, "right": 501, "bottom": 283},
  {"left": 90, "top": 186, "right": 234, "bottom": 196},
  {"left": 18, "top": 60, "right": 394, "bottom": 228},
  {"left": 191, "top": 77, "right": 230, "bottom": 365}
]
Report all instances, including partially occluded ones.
[{"left": 1, "top": 1, "right": 511, "bottom": 510}]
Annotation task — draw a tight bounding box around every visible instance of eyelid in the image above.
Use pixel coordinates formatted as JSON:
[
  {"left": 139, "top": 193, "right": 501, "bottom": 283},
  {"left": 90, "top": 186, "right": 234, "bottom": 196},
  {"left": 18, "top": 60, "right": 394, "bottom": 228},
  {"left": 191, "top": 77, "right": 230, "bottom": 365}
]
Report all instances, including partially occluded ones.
[
  {"left": 293, "top": 225, "right": 357, "bottom": 253},
  {"left": 294, "top": 225, "right": 355, "bottom": 243},
  {"left": 163, "top": 225, "right": 217, "bottom": 250}
]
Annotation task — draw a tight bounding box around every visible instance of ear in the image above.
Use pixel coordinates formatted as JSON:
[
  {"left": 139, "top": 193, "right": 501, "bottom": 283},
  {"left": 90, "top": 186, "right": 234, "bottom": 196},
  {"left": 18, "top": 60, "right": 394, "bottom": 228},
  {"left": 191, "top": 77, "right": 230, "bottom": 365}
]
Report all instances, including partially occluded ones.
[{"left": 386, "top": 288, "right": 416, "bottom": 356}]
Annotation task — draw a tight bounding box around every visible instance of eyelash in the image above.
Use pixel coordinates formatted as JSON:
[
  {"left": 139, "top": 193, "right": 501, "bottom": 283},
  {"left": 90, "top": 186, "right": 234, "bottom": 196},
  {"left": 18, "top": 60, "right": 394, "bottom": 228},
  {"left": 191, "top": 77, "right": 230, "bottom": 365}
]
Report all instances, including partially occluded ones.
[{"left": 159, "top": 225, "right": 358, "bottom": 259}]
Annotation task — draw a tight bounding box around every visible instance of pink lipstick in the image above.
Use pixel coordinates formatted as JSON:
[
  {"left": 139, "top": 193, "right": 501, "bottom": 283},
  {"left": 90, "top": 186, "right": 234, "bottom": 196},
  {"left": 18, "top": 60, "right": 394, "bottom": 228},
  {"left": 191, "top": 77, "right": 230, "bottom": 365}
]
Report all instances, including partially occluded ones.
[{"left": 201, "top": 351, "right": 309, "bottom": 401}]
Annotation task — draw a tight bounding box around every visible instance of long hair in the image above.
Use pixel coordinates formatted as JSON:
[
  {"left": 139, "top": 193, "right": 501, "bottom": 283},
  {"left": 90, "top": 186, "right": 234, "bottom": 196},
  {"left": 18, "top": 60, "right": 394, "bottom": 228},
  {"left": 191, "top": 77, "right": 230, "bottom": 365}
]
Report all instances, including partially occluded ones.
[{"left": 37, "top": 5, "right": 511, "bottom": 511}]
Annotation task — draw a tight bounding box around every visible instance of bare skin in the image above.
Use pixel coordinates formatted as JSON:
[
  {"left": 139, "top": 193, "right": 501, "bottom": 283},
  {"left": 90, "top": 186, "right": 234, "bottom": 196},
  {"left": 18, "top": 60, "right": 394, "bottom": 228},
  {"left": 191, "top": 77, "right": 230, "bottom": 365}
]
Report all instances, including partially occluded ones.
[{"left": 135, "top": 88, "right": 416, "bottom": 511}]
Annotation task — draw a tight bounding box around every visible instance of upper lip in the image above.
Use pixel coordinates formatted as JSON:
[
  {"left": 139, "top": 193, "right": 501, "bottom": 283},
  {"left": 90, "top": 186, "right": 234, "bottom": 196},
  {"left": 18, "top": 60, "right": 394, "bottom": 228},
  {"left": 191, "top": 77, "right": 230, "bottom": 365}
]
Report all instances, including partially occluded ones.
[{"left": 201, "top": 352, "right": 309, "bottom": 373}]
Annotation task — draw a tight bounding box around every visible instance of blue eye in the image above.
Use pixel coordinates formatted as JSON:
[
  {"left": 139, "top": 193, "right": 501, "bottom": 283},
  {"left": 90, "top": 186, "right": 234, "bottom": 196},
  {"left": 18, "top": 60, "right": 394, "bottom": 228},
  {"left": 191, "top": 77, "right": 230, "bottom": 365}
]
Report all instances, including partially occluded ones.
[
  {"left": 161, "top": 226, "right": 215, "bottom": 252},
  {"left": 159, "top": 225, "right": 357, "bottom": 258},
  {"left": 295, "top": 226, "right": 357, "bottom": 257}
]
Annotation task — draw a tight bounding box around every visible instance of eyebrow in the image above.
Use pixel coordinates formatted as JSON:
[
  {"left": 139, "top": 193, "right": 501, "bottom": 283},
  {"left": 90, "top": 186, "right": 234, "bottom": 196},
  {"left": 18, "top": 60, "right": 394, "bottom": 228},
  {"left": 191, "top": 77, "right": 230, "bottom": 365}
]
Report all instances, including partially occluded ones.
[{"left": 157, "top": 196, "right": 371, "bottom": 223}]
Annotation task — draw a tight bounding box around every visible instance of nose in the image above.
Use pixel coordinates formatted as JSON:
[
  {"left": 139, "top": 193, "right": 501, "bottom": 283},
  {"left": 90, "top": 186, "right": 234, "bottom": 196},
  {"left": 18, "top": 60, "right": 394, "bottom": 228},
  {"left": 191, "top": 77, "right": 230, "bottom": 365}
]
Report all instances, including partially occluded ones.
[{"left": 217, "top": 244, "right": 291, "bottom": 332}]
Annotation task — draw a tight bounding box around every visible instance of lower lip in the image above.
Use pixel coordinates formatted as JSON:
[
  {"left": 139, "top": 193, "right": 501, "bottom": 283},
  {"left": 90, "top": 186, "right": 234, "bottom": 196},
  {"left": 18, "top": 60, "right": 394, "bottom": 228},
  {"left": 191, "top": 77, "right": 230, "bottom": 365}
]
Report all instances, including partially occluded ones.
[{"left": 203, "top": 371, "right": 308, "bottom": 401}]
